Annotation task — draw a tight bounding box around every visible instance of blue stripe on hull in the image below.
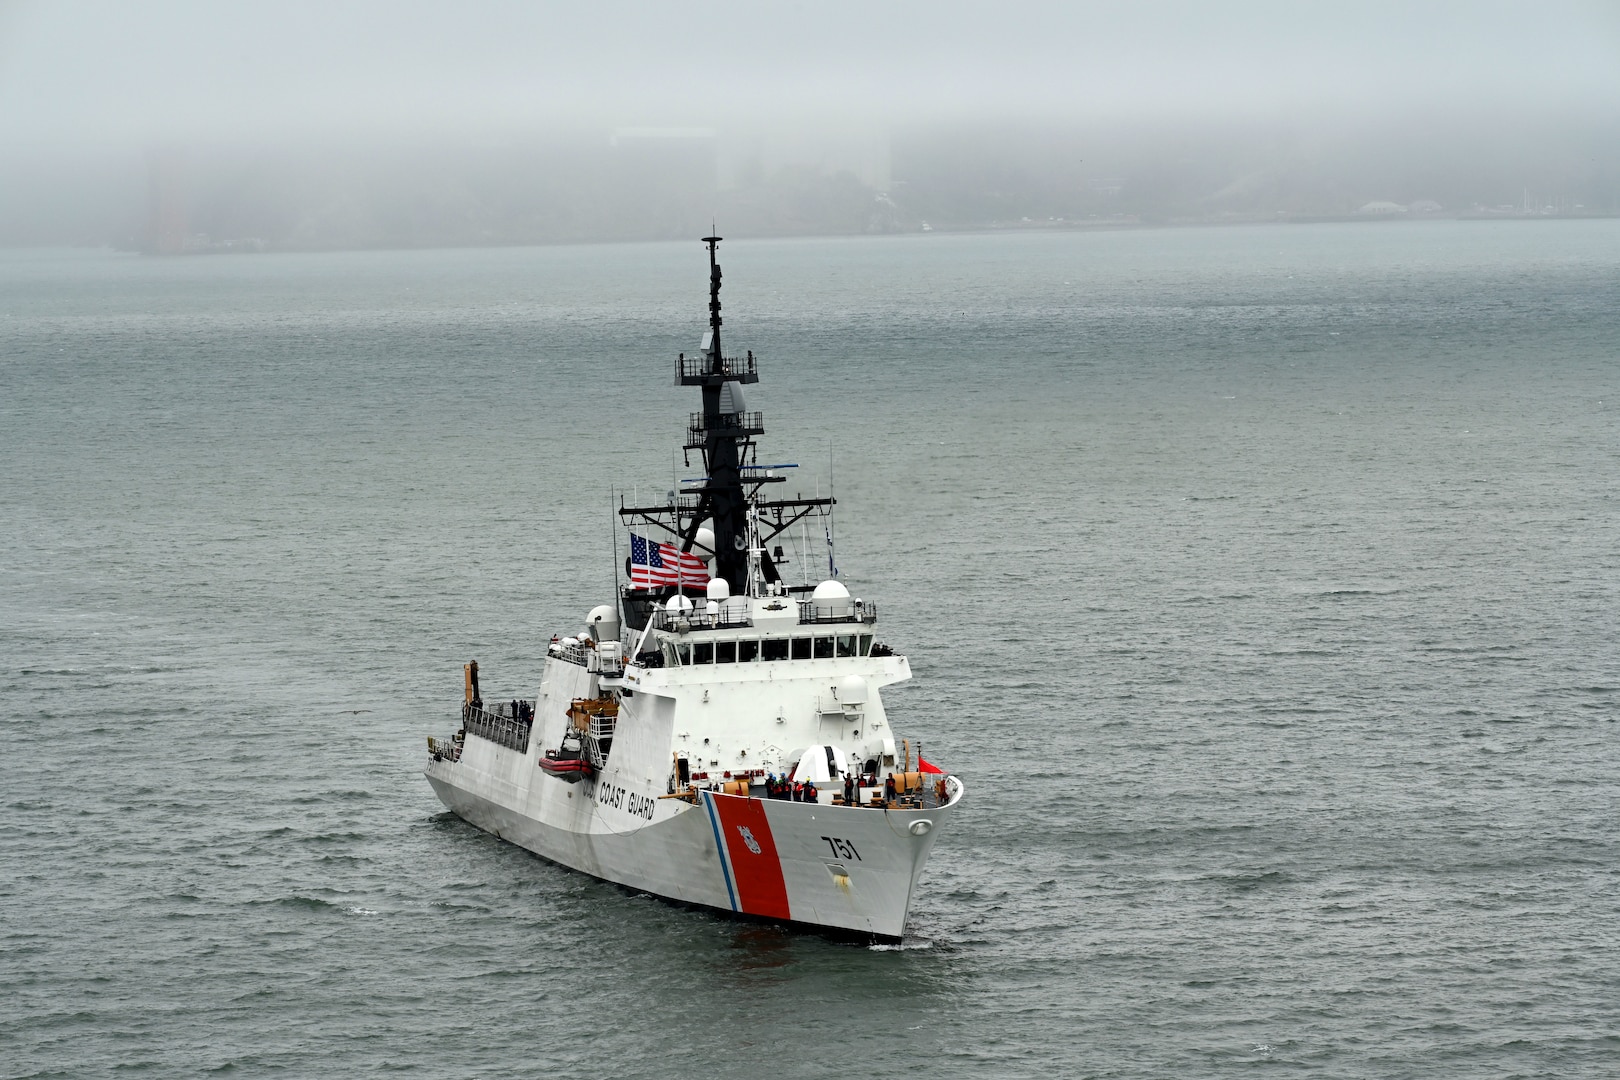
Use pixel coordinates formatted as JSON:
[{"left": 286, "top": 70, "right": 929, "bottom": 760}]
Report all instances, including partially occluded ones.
[{"left": 701, "top": 791, "right": 739, "bottom": 911}]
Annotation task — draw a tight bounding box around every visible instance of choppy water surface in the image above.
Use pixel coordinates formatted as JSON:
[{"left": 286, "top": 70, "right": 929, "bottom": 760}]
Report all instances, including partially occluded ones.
[{"left": 3, "top": 223, "right": 1618, "bottom": 1078}]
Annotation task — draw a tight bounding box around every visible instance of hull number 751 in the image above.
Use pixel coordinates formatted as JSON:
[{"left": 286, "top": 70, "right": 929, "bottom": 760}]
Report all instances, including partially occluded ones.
[{"left": 821, "top": 836, "right": 861, "bottom": 861}]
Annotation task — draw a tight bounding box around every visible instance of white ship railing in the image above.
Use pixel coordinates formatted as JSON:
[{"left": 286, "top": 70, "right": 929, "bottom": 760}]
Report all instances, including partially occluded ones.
[
  {"left": 647, "top": 605, "right": 754, "bottom": 633},
  {"left": 462, "top": 704, "right": 532, "bottom": 753},
  {"left": 582, "top": 712, "right": 615, "bottom": 769},
  {"left": 797, "top": 599, "right": 878, "bottom": 624},
  {"left": 552, "top": 641, "right": 592, "bottom": 666},
  {"left": 550, "top": 640, "right": 625, "bottom": 676}
]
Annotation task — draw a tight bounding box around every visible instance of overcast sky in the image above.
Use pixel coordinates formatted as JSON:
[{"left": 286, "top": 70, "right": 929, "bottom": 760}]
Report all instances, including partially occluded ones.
[{"left": 2, "top": 0, "right": 1618, "bottom": 147}]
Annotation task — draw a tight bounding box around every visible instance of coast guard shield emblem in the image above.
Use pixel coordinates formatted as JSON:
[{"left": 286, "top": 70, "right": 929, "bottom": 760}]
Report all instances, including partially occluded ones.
[{"left": 737, "top": 825, "right": 762, "bottom": 854}]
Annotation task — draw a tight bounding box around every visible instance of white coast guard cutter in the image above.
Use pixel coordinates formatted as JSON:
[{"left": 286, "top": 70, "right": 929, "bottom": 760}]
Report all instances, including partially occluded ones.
[{"left": 425, "top": 237, "right": 963, "bottom": 943}]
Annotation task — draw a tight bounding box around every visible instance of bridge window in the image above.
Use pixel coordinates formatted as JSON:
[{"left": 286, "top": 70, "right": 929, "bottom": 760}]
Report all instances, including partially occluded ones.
[
  {"left": 813, "top": 636, "right": 834, "bottom": 659},
  {"left": 762, "top": 638, "right": 789, "bottom": 661},
  {"left": 715, "top": 641, "right": 736, "bottom": 663},
  {"left": 738, "top": 639, "right": 759, "bottom": 662},
  {"left": 692, "top": 642, "right": 714, "bottom": 664},
  {"left": 837, "top": 634, "right": 857, "bottom": 657},
  {"left": 791, "top": 637, "right": 812, "bottom": 660},
  {"left": 858, "top": 635, "right": 873, "bottom": 656}
]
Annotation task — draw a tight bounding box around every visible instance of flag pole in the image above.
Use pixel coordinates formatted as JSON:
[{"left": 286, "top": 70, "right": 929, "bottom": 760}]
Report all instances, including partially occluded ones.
[
  {"left": 610, "top": 486, "right": 621, "bottom": 627},
  {"left": 671, "top": 450, "right": 685, "bottom": 597},
  {"left": 826, "top": 442, "right": 838, "bottom": 579}
]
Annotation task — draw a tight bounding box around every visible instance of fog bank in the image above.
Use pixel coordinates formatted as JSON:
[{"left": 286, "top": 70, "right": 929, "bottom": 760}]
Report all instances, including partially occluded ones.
[{"left": 3, "top": 1, "right": 1616, "bottom": 247}]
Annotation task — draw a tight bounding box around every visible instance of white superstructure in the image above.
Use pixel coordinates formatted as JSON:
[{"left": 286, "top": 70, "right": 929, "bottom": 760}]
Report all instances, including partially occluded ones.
[{"left": 424, "top": 238, "right": 962, "bottom": 943}]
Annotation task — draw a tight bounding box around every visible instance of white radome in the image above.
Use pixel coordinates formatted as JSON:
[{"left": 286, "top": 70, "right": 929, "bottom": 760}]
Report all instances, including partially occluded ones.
[
  {"left": 811, "top": 579, "right": 850, "bottom": 600},
  {"left": 811, "top": 578, "right": 854, "bottom": 618},
  {"left": 586, "top": 605, "right": 619, "bottom": 642}
]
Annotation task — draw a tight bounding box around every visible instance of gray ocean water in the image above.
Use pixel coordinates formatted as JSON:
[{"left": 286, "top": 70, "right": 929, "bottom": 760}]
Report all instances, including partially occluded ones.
[{"left": 3, "top": 222, "right": 1618, "bottom": 1078}]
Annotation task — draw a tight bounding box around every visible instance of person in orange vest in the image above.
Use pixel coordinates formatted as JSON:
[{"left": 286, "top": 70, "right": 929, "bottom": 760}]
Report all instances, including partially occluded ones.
[
  {"left": 843, "top": 771, "right": 855, "bottom": 806},
  {"left": 884, "top": 774, "right": 897, "bottom": 805}
]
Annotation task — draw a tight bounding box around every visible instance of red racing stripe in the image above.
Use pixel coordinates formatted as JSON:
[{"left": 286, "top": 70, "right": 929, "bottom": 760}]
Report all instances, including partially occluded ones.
[{"left": 711, "top": 795, "right": 791, "bottom": 920}]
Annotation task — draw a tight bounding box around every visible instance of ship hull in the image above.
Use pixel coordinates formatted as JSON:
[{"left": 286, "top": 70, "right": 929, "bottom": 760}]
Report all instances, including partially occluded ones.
[{"left": 425, "top": 752, "right": 960, "bottom": 942}]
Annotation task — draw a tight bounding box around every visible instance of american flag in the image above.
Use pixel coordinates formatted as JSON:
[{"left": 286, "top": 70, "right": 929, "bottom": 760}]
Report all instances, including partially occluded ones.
[{"left": 629, "top": 532, "right": 710, "bottom": 588}]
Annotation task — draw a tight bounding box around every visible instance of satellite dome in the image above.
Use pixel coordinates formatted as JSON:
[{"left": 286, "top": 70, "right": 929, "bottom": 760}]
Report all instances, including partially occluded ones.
[
  {"left": 706, "top": 578, "right": 731, "bottom": 601},
  {"left": 586, "top": 604, "right": 619, "bottom": 642},
  {"left": 693, "top": 526, "right": 716, "bottom": 557},
  {"left": 666, "top": 594, "right": 695, "bottom": 612},
  {"left": 837, "top": 674, "right": 869, "bottom": 706},
  {"left": 811, "top": 580, "right": 850, "bottom": 600},
  {"left": 810, "top": 578, "right": 854, "bottom": 618}
]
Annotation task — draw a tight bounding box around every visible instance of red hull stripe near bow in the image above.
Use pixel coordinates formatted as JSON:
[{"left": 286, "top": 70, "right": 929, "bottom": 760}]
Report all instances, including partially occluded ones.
[{"left": 711, "top": 794, "right": 791, "bottom": 920}]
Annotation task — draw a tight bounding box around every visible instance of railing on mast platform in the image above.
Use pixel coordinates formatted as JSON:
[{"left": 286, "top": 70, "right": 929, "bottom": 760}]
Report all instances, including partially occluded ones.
[{"left": 676, "top": 353, "right": 758, "bottom": 383}]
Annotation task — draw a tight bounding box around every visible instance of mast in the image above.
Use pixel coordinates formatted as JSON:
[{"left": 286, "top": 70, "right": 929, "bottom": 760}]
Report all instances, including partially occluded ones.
[
  {"left": 693, "top": 235, "right": 751, "bottom": 591},
  {"left": 704, "top": 235, "right": 723, "bottom": 363},
  {"left": 618, "top": 236, "right": 834, "bottom": 624}
]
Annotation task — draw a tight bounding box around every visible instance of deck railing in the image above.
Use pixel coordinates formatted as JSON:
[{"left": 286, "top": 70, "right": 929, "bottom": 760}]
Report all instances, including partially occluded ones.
[
  {"left": 552, "top": 640, "right": 591, "bottom": 667},
  {"left": 676, "top": 354, "right": 757, "bottom": 382},
  {"left": 550, "top": 640, "right": 625, "bottom": 676},
  {"left": 647, "top": 603, "right": 755, "bottom": 633},
  {"left": 463, "top": 704, "right": 532, "bottom": 754},
  {"left": 797, "top": 598, "right": 878, "bottom": 624},
  {"left": 686, "top": 411, "right": 764, "bottom": 445},
  {"left": 427, "top": 734, "right": 462, "bottom": 762}
]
